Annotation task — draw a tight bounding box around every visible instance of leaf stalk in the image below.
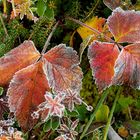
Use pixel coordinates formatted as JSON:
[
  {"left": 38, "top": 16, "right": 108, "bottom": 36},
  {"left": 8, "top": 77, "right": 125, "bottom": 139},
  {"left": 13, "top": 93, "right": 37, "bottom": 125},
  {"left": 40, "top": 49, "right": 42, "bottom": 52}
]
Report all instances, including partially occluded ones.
[
  {"left": 66, "top": 17, "right": 114, "bottom": 43},
  {"left": 41, "top": 21, "right": 60, "bottom": 54},
  {"left": 103, "top": 87, "right": 122, "bottom": 140},
  {"left": 80, "top": 89, "right": 109, "bottom": 139}
]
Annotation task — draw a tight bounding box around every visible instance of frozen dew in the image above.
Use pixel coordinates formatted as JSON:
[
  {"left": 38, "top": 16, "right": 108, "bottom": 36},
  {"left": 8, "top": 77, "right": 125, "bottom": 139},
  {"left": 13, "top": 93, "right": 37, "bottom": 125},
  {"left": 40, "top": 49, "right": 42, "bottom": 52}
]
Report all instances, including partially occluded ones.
[
  {"left": 57, "top": 119, "right": 79, "bottom": 140},
  {"left": 8, "top": 127, "right": 14, "bottom": 136},
  {"left": 82, "top": 101, "right": 93, "bottom": 111},
  {"left": 55, "top": 135, "right": 67, "bottom": 140},
  {"left": 63, "top": 89, "right": 82, "bottom": 112},
  {"left": 33, "top": 91, "right": 65, "bottom": 121},
  {"left": 31, "top": 111, "right": 40, "bottom": 119}
]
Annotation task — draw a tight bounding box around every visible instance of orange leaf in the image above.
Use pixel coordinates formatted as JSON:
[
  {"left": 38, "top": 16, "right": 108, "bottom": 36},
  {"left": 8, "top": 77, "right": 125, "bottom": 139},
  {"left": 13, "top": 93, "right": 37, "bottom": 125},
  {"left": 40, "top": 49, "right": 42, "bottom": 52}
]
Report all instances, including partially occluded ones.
[
  {"left": 8, "top": 61, "right": 50, "bottom": 131},
  {"left": 43, "top": 44, "right": 83, "bottom": 92},
  {"left": 0, "top": 136, "right": 12, "bottom": 140},
  {"left": 0, "top": 40, "right": 40, "bottom": 86},
  {"left": 112, "top": 43, "right": 140, "bottom": 89},
  {"left": 77, "top": 17, "right": 106, "bottom": 40},
  {"left": 88, "top": 41, "right": 120, "bottom": 92},
  {"left": 108, "top": 8, "right": 140, "bottom": 43},
  {"left": 9, "top": 0, "right": 28, "bottom": 5},
  {"left": 118, "top": 126, "right": 129, "bottom": 138}
]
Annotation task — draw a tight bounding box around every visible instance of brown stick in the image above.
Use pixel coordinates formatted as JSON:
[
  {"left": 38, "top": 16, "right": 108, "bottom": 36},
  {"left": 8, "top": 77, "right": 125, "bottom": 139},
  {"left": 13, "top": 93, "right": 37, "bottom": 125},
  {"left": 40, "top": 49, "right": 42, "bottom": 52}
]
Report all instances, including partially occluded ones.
[{"left": 41, "top": 21, "right": 60, "bottom": 54}]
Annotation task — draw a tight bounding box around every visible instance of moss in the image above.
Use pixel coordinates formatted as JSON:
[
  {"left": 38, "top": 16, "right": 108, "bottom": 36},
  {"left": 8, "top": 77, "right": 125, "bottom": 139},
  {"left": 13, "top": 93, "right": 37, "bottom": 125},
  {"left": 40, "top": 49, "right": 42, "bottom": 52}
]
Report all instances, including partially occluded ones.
[
  {"left": 0, "top": 19, "right": 29, "bottom": 57},
  {"left": 80, "top": 70, "right": 100, "bottom": 108},
  {"left": 30, "top": 17, "right": 55, "bottom": 50}
]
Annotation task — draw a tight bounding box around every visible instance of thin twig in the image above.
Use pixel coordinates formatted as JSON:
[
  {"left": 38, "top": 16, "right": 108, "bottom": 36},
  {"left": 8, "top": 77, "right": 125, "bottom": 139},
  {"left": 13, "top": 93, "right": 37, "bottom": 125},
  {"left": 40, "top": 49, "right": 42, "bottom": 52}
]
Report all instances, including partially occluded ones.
[
  {"left": 66, "top": 17, "right": 115, "bottom": 43},
  {"left": 11, "top": 0, "right": 16, "bottom": 17},
  {"left": 85, "top": 0, "right": 100, "bottom": 20},
  {"left": 128, "top": 107, "right": 132, "bottom": 120},
  {"left": 41, "top": 21, "right": 60, "bottom": 54},
  {"left": 0, "top": 14, "right": 8, "bottom": 36},
  {"left": 28, "top": 31, "right": 34, "bottom": 40}
]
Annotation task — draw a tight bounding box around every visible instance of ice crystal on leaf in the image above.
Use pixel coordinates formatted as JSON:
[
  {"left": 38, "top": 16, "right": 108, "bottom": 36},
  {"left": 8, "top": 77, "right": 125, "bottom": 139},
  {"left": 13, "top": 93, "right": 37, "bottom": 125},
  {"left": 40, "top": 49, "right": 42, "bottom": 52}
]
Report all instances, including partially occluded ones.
[
  {"left": 88, "top": 8, "right": 140, "bottom": 92},
  {"left": 0, "top": 118, "right": 23, "bottom": 140},
  {"left": 103, "top": 0, "right": 121, "bottom": 10},
  {"left": 0, "top": 131, "right": 24, "bottom": 140},
  {"left": 0, "top": 40, "right": 83, "bottom": 130},
  {"left": 107, "top": 7, "right": 140, "bottom": 43},
  {"left": 63, "top": 90, "right": 82, "bottom": 112},
  {"left": 32, "top": 92, "right": 65, "bottom": 121},
  {"left": 88, "top": 41, "right": 120, "bottom": 92},
  {"left": 55, "top": 135, "right": 67, "bottom": 140},
  {"left": 43, "top": 44, "right": 83, "bottom": 94},
  {"left": 56, "top": 119, "right": 79, "bottom": 140},
  {"left": 43, "top": 92, "right": 65, "bottom": 118}
]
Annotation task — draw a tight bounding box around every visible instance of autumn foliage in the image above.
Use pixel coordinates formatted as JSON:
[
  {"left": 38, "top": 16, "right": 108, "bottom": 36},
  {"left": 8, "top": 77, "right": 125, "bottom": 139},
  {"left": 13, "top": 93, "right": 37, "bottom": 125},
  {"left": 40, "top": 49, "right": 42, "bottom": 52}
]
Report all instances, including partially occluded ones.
[
  {"left": 0, "top": 0, "right": 140, "bottom": 139},
  {"left": 0, "top": 41, "right": 82, "bottom": 131},
  {"left": 88, "top": 8, "right": 140, "bottom": 92}
]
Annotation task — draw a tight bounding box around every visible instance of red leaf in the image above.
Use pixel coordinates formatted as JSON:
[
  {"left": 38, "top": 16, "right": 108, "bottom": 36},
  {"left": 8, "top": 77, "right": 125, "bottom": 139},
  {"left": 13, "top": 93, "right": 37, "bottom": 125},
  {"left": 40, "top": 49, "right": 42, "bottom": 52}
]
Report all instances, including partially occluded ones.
[
  {"left": 88, "top": 41, "right": 120, "bottom": 92},
  {"left": 107, "top": 8, "right": 140, "bottom": 43},
  {"left": 43, "top": 44, "right": 83, "bottom": 92},
  {"left": 103, "top": 0, "right": 121, "bottom": 10},
  {"left": 112, "top": 43, "right": 140, "bottom": 89},
  {"left": 8, "top": 61, "right": 50, "bottom": 131},
  {"left": 0, "top": 40, "right": 40, "bottom": 86}
]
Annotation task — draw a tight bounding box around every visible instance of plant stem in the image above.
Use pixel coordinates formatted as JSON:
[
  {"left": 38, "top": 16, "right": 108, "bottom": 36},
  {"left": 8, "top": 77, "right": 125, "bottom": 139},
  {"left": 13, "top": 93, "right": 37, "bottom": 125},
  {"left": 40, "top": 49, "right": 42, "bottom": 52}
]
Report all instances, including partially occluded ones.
[
  {"left": 85, "top": 0, "right": 100, "bottom": 20},
  {"left": 128, "top": 107, "right": 132, "bottom": 120},
  {"left": 11, "top": 0, "right": 16, "bottom": 17},
  {"left": 67, "top": 17, "right": 114, "bottom": 43},
  {"left": 0, "top": 14, "right": 8, "bottom": 36},
  {"left": 2, "top": 0, "right": 7, "bottom": 14},
  {"left": 80, "top": 90, "right": 109, "bottom": 140},
  {"left": 103, "top": 87, "right": 122, "bottom": 140},
  {"left": 41, "top": 21, "right": 60, "bottom": 54}
]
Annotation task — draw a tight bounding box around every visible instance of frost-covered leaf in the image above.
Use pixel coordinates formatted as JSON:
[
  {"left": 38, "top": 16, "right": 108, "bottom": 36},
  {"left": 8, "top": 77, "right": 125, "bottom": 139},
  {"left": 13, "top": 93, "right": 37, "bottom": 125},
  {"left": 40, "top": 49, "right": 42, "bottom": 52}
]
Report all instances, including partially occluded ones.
[
  {"left": 88, "top": 41, "right": 120, "bottom": 92},
  {"left": 112, "top": 43, "right": 140, "bottom": 90},
  {"left": 57, "top": 119, "right": 79, "bottom": 140},
  {"left": 103, "top": 0, "right": 121, "bottom": 10},
  {"left": 63, "top": 90, "right": 82, "bottom": 112},
  {"left": 0, "top": 40, "right": 40, "bottom": 86},
  {"left": 36, "top": 92, "right": 65, "bottom": 121},
  {"left": 108, "top": 8, "right": 140, "bottom": 43},
  {"left": 43, "top": 44, "right": 83, "bottom": 93},
  {"left": 55, "top": 135, "right": 67, "bottom": 140},
  {"left": 8, "top": 61, "right": 50, "bottom": 131},
  {"left": 0, "top": 130, "right": 24, "bottom": 140}
]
